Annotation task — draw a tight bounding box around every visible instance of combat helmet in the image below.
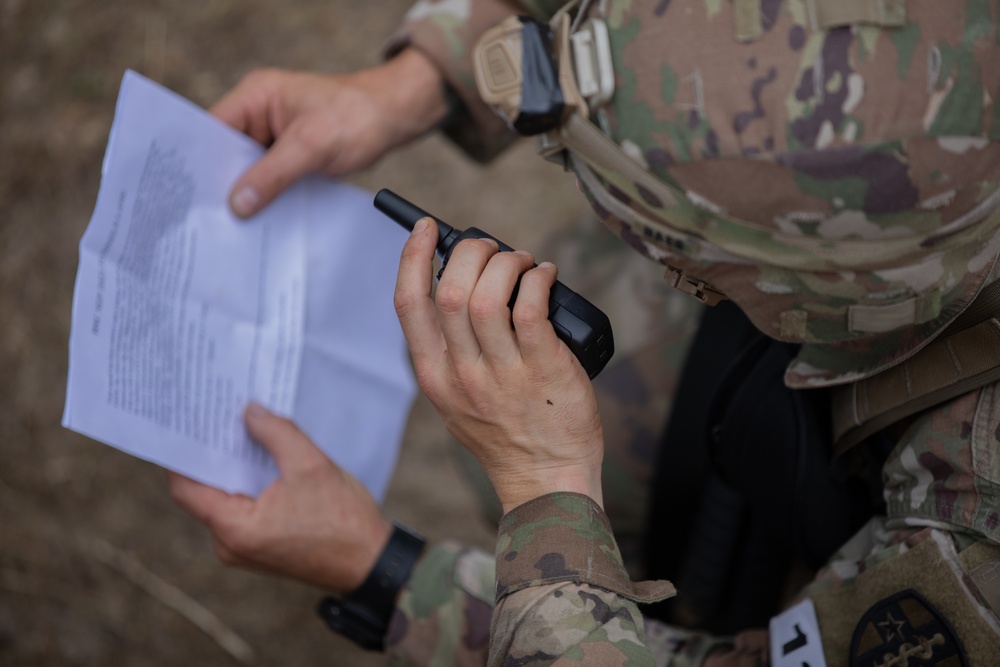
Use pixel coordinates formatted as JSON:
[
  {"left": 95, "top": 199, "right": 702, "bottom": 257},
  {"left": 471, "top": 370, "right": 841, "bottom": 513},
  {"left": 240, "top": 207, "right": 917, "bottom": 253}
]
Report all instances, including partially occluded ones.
[{"left": 475, "top": 0, "right": 1000, "bottom": 391}]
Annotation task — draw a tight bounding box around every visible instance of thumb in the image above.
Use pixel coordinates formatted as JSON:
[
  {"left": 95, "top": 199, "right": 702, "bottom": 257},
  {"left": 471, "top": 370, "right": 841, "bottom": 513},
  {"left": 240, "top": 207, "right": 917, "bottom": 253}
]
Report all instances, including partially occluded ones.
[
  {"left": 167, "top": 471, "right": 254, "bottom": 525},
  {"left": 228, "top": 125, "right": 327, "bottom": 218},
  {"left": 244, "top": 403, "right": 326, "bottom": 474}
]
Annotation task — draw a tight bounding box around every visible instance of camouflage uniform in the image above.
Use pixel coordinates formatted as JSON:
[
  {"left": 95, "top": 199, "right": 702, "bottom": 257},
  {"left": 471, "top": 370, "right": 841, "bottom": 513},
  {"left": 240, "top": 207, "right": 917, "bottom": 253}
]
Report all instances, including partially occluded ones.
[{"left": 381, "top": 0, "right": 1000, "bottom": 664}]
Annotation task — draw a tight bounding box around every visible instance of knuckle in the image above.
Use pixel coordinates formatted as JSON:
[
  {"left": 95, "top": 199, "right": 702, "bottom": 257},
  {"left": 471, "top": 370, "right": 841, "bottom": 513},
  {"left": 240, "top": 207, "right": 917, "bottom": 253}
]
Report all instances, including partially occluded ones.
[
  {"left": 454, "top": 238, "right": 495, "bottom": 262},
  {"left": 287, "top": 118, "right": 331, "bottom": 152},
  {"left": 297, "top": 459, "right": 326, "bottom": 483},
  {"left": 217, "top": 525, "right": 257, "bottom": 558},
  {"left": 399, "top": 238, "right": 425, "bottom": 260},
  {"left": 396, "top": 247, "right": 428, "bottom": 279},
  {"left": 513, "top": 301, "right": 546, "bottom": 329},
  {"left": 271, "top": 413, "right": 296, "bottom": 432},
  {"left": 393, "top": 289, "right": 415, "bottom": 319},
  {"left": 435, "top": 282, "right": 468, "bottom": 315},
  {"left": 167, "top": 480, "right": 186, "bottom": 505},
  {"left": 413, "top": 363, "right": 443, "bottom": 396},
  {"left": 494, "top": 250, "right": 531, "bottom": 270},
  {"left": 415, "top": 376, "right": 439, "bottom": 402},
  {"left": 240, "top": 67, "right": 279, "bottom": 87},
  {"left": 447, "top": 374, "right": 490, "bottom": 416},
  {"left": 468, "top": 292, "right": 506, "bottom": 323},
  {"left": 213, "top": 541, "right": 240, "bottom": 566}
]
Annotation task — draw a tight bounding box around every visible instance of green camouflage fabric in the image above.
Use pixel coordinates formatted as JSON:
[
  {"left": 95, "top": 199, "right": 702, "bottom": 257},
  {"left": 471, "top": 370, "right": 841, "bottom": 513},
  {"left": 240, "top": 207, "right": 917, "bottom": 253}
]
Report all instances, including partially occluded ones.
[
  {"left": 387, "top": 534, "right": 735, "bottom": 667},
  {"left": 798, "top": 380, "right": 1000, "bottom": 663},
  {"left": 387, "top": 220, "right": 714, "bottom": 665},
  {"left": 574, "top": 0, "right": 1000, "bottom": 389},
  {"left": 490, "top": 494, "right": 765, "bottom": 667},
  {"left": 387, "top": 542, "right": 494, "bottom": 666},
  {"left": 382, "top": 0, "right": 1000, "bottom": 665},
  {"left": 489, "top": 494, "right": 670, "bottom": 667},
  {"left": 493, "top": 493, "right": 674, "bottom": 603},
  {"left": 388, "top": 379, "right": 1000, "bottom": 665},
  {"left": 882, "top": 379, "right": 1000, "bottom": 544},
  {"left": 395, "top": 0, "right": 1000, "bottom": 388},
  {"left": 385, "top": 0, "right": 527, "bottom": 162}
]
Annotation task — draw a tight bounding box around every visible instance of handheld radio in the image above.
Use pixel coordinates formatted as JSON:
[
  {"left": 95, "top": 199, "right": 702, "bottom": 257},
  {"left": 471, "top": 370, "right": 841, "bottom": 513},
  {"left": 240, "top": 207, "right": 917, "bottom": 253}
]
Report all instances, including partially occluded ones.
[{"left": 374, "top": 189, "right": 614, "bottom": 379}]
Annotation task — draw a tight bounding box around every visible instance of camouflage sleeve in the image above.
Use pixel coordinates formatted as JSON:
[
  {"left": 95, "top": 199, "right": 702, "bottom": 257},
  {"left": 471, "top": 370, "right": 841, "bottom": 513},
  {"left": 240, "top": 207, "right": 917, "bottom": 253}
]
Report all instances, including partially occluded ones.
[
  {"left": 386, "top": 542, "right": 495, "bottom": 666},
  {"left": 385, "top": 1, "right": 570, "bottom": 161},
  {"left": 490, "top": 492, "right": 676, "bottom": 666},
  {"left": 385, "top": 538, "right": 739, "bottom": 667}
]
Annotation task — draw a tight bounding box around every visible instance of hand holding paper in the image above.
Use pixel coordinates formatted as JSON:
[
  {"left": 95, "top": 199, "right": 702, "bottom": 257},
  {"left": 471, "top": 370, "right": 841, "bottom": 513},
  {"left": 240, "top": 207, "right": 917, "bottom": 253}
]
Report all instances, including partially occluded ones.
[
  {"left": 212, "top": 51, "right": 449, "bottom": 218},
  {"left": 63, "top": 71, "right": 416, "bottom": 500},
  {"left": 168, "top": 403, "right": 392, "bottom": 594}
]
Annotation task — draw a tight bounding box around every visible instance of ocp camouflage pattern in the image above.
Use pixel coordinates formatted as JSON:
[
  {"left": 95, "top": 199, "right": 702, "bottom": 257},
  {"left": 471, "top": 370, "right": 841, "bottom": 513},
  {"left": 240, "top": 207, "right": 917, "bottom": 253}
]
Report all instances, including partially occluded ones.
[
  {"left": 383, "top": 0, "right": 1000, "bottom": 665},
  {"left": 586, "top": 0, "right": 1000, "bottom": 389},
  {"left": 387, "top": 220, "right": 709, "bottom": 665},
  {"left": 387, "top": 542, "right": 493, "bottom": 666},
  {"left": 396, "top": 0, "right": 1000, "bottom": 388}
]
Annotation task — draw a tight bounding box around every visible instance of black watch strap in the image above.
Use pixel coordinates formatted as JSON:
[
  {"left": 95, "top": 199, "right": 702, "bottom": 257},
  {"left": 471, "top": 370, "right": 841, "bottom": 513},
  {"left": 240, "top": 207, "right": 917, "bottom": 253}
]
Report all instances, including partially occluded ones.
[{"left": 316, "top": 522, "right": 426, "bottom": 651}]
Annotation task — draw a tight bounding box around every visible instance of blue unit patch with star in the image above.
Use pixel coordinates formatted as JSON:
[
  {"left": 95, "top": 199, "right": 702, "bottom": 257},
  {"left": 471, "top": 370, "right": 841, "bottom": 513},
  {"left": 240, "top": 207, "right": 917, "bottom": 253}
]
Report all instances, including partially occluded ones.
[{"left": 850, "top": 589, "right": 967, "bottom": 667}]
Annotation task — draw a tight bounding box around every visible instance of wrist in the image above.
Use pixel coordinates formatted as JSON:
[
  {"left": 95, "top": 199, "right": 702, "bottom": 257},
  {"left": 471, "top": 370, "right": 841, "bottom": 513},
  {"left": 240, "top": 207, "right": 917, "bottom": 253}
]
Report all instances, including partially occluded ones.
[
  {"left": 495, "top": 463, "right": 605, "bottom": 515},
  {"left": 368, "top": 48, "right": 450, "bottom": 147},
  {"left": 342, "top": 515, "right": 394, "bottom": 593},
  {"left": 317, "top": 521, "right": 427, "bottom": 651}
]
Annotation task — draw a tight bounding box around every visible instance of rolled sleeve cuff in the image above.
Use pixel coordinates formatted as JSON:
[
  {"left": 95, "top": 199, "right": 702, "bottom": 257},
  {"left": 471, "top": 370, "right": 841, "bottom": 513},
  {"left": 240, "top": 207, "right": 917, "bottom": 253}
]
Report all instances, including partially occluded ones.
[
  {"left": 385, "top": 0, "right": 519, "bottom": 161},
  {"left": 495, "top": 492, "right": 677, "bottom": 604}
]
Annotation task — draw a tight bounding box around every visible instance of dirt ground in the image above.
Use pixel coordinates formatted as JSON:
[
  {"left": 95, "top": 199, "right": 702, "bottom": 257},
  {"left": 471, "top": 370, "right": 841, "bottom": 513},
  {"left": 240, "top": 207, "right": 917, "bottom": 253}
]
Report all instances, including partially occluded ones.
[{"left": 0, "top": 1, "right": 594, "bottom": 665}]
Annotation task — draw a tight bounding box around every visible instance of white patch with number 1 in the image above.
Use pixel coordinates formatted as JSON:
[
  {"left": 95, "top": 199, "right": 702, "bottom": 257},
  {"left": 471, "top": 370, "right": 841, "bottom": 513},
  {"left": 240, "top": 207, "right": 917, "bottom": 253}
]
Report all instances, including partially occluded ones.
[{"left": 769, "top": 599, "right": 827, "bottom": 667}]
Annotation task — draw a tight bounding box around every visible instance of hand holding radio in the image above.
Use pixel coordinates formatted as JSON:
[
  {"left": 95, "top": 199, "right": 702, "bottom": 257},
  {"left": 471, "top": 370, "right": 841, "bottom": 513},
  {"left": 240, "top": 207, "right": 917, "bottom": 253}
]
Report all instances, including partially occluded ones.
[
  {"left": 375, "top": 189, "right": 614, "bottom": 379},
  {"left": 392, "top": 208, "right": 607, "bottom": 513}
]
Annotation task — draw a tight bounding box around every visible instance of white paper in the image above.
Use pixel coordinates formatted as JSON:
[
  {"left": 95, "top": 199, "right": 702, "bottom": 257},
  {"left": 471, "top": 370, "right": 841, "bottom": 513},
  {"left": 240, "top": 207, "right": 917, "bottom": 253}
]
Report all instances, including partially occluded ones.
[{"left": 63, "top": 70, "right": 416, "bottom": 500}]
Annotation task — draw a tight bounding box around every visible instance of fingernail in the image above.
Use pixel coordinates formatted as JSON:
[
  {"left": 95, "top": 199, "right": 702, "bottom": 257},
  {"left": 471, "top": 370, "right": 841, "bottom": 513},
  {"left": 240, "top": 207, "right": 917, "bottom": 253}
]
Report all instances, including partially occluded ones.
[
  {"left": 246, "top": 402, "right": 269, "bottom": 420},
  {"left": 413, "top": 217, "right": 432, "bottom": 236},
  {"left": 538, "top": 261, "right": 555, "bottom": 269},
  {"left": 231, "top": 186, "right": 260, "bottom": 217},
  {"left": 514, "top": 250, "right": 532, "bottom": 258}
]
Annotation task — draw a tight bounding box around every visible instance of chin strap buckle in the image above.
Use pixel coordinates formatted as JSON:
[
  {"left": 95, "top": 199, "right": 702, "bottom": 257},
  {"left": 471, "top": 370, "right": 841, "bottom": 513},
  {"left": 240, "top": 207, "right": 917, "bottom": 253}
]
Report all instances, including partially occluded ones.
[{"left": 664, "top": 267, "right": 727, "bottom": 306}]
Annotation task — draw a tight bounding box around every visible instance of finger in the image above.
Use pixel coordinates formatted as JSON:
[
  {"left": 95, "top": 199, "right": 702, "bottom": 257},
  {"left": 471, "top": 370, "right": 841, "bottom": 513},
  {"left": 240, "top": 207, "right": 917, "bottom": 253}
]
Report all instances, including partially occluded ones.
[
  {"left": 210, "top": 538, "right": 275, "bottom": 575},
  {"left": 167, "top": 472, "right": 251, "bottom": 525},
  {"left": 469, "top": 250, "right": 535, "bottom": 368},
  {"left": 511, "top": 262, "right": 562, "bottom": 365},
  {"left": 211, "top": 537, "right": 244, "bottom": 567},
  {"left": 435, "top": 238, "right": 499, "bottom": 362},
  {"left": 228, "top": 123, "right": 332, "bottom": 218},
  {"left": 209, "top": 71, "right": 279, "bottom": 145},
  {"left": 243, "top": 403, "right": 327, "bottom": 474},
  {"left": 394, "top": 218, "right": 446, "bottom": 370}
]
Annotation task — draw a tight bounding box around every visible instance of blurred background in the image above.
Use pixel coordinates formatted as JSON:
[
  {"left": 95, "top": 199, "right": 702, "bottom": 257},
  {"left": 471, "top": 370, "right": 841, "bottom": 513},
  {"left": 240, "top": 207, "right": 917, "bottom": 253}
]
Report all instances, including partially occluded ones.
[{"left": 0, "top": 1, "right": 602, "bottom": 664}]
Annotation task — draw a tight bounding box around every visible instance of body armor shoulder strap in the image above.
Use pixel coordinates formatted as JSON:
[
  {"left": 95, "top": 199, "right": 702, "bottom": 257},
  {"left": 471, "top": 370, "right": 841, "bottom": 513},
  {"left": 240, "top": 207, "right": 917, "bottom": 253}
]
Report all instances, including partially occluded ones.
[{"left": 831, "top": 279, "right": 1000, "bottom": 458}]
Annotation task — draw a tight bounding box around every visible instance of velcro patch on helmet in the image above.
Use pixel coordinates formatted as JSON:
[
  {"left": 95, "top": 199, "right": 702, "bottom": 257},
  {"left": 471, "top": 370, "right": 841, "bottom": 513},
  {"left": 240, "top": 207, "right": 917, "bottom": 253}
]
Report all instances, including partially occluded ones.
[
  {"left": 806, "top": 0, "right": 906, "bottom": 30},
  {"left": 849, "top": 589, "right": 967, "bottom": 667}
]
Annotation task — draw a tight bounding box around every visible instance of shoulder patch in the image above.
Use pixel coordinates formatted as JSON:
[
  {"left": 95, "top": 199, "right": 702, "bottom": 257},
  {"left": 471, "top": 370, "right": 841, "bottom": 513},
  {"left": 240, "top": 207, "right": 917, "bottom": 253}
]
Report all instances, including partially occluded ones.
[{"left": 850, "top": 589, "right": 967, "bottom": 667}]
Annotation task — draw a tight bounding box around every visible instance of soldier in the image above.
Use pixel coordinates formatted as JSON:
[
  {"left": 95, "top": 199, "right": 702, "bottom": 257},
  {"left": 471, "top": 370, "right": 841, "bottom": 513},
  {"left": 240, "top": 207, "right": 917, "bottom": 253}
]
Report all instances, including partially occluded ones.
[{"left": 170, "top": 1, "right": 1000, "bottom": 665}]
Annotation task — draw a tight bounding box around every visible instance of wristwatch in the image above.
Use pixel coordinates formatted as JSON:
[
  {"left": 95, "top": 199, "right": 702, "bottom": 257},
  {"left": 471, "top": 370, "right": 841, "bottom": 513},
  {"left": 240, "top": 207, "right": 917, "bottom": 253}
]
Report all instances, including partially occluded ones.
[{"left": 316, "top": 521, "right": 426, "bottom": 651}]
